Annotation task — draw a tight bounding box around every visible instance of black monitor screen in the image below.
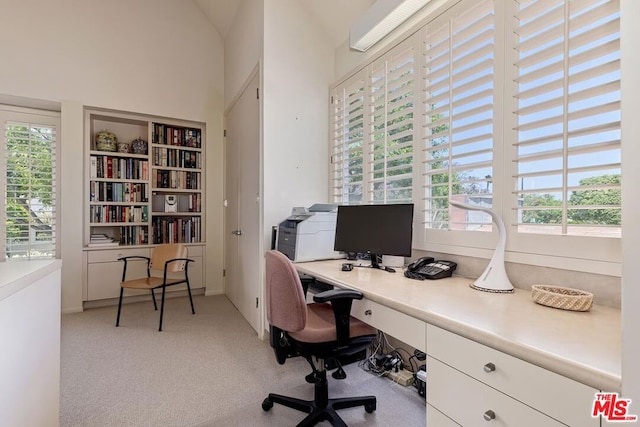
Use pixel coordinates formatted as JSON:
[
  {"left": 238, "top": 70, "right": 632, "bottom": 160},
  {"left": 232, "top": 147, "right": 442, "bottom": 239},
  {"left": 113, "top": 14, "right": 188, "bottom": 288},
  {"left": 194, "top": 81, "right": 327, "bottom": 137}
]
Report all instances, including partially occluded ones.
[{"left": 334, "top": 204, "right": 414, "bottom": 258}]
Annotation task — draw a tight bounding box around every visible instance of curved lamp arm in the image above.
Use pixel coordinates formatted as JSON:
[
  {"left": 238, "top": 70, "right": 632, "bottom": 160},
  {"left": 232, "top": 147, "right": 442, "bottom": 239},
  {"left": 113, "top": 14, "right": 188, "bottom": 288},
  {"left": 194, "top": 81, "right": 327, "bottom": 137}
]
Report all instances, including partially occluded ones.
[{"left": 449, "top": 200, "right": 514, "bottom": 293}]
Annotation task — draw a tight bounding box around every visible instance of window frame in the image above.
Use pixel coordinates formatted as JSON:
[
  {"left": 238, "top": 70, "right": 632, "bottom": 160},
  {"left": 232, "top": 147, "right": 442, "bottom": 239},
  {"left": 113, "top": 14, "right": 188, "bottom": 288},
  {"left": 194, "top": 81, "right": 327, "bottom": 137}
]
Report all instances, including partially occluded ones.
[{"left": 1, "top": 105, "right": 61, "bottom": 261}]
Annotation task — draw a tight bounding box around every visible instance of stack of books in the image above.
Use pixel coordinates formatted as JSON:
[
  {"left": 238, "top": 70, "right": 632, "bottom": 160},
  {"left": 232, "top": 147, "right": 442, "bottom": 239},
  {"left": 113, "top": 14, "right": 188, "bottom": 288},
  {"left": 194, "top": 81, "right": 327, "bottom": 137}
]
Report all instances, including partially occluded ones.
[{"left": 89, "top": 234, "right": 120, "bottom": 247}]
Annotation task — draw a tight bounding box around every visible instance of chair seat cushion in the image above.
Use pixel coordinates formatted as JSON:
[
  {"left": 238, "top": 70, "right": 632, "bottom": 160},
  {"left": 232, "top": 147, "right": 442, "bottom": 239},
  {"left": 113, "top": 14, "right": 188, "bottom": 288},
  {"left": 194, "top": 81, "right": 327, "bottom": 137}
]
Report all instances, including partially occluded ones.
[
  {"left": 289, "top": 303, "right": 376, "bottom": 343},
  {"left": 121, "top": 277, "right": 185, "bottom": 289}
]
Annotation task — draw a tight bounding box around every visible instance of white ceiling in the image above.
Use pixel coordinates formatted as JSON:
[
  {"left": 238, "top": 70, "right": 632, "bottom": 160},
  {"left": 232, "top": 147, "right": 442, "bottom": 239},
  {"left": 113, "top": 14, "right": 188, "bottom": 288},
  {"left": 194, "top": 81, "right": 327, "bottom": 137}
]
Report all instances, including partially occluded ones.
[{"left": 193, "top": 0, "right": 375, "bottom": 48}]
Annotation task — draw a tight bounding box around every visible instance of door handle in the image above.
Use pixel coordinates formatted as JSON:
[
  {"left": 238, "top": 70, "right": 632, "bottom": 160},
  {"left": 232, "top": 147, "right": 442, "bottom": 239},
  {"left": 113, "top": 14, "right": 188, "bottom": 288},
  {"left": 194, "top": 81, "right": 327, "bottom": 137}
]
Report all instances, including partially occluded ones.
[{"left": 231, "top": 230, "right": 243, "bottom": 236}]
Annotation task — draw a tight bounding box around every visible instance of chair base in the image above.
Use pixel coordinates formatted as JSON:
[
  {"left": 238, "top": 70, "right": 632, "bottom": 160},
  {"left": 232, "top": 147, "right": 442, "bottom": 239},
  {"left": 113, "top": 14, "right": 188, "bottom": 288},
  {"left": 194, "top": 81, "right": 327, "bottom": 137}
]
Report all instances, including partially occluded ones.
[{"left": 261, "top": 370, "right": 376, "bottom": 427}]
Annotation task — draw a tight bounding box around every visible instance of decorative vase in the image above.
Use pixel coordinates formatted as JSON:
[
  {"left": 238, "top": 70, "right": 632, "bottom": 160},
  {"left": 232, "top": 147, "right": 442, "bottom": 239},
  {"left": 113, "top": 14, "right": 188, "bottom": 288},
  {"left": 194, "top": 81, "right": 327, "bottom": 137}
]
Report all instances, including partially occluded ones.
[
  {"left": 131, "top": 137, "right": 148, "bottom": 155},
  {"left": 95, "top": 130, "right": 117, "bottom": 152},
  {"left": 117, "top": 141, "right": 130, "bottom": 153}
]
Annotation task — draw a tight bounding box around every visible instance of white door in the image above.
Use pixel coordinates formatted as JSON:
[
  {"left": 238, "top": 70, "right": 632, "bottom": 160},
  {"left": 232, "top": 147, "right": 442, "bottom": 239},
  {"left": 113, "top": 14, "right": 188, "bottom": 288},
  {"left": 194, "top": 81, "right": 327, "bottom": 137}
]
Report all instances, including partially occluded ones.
[{"left": 224, "top": 71, "right": 261, "bottom": 334}]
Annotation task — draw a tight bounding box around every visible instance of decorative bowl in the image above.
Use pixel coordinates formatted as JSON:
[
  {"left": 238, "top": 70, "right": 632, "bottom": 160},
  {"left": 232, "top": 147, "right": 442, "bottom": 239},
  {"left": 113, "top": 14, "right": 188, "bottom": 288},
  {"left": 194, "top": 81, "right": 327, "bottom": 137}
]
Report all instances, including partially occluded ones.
[
  {"left": 131, "top": 137, "right": 147, "bottom": 155},
  {"left": 117, "top": 142, "right": 130, "bottom": 153},
  {"left": 531, "top": 285, "right": 593, "bottom": 312},
  {"left": 95, "top": 130, "right": 117, "bottom": 152}
]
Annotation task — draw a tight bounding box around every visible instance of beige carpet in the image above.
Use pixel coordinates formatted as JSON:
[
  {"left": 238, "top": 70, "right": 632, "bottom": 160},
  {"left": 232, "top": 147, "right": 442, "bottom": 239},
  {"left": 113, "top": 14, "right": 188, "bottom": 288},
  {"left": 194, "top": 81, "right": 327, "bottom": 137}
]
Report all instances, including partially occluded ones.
[{"left": 60, "top": 295, "right": 425, "bottom": 426}]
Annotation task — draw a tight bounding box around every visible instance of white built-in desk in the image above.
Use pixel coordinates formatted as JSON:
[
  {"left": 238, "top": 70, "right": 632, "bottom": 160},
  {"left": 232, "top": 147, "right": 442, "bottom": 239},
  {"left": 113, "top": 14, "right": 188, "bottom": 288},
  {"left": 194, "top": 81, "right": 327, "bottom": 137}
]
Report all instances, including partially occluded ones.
[{"left": 295, "top": 259, "right": 621, "bottom": 426}]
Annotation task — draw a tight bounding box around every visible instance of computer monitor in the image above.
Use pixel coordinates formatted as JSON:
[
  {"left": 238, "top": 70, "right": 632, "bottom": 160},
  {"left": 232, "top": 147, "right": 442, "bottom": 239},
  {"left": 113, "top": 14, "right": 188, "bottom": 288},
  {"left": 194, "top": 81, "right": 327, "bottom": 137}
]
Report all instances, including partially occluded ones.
[{"left": 334, "top": 203, "right": 414, "bottom": 269}]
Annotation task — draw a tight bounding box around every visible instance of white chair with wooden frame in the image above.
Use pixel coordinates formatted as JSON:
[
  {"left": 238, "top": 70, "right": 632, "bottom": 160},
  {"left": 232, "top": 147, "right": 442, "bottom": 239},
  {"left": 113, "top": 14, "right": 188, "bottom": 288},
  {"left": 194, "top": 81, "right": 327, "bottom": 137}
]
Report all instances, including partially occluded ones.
[{"left": 115, "top": 243, "right": 195, "bottom": 331}]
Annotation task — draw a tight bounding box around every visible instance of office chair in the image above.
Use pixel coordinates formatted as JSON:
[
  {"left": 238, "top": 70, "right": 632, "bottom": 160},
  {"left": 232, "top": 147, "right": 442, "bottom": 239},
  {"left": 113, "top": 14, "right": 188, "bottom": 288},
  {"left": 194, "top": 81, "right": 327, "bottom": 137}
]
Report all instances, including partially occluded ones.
[
  {"left": 116, "top": 243, "right": 195, "bottom": 331},
  {"left": 262, "top": 250, "right": 377, "bottom": 426}
]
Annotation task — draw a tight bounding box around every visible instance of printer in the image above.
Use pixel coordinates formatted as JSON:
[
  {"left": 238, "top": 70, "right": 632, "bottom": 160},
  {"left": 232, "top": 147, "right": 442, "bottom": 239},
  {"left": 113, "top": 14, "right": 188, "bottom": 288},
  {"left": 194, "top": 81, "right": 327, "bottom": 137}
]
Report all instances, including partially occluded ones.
[{"left": 277, "top": 204, "right": 343, "bottom": 262}]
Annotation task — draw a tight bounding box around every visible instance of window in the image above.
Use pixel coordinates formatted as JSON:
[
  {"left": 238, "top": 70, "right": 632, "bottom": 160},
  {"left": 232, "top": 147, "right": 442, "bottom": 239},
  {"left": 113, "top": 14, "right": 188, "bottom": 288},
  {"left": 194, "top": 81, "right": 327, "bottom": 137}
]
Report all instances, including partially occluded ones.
[
  {"left": 330, "top": 0, "right": 621, "bottom": 271},
  {"left": 513, "top": 0, "right": 621, "bottom": 238},
  {"left": 330, "top": 72, "right": 366, "bottom": 204},
  {"left": 1, "top": 107, "right": 60, "bottom": 260},
  {"left": 422, "top": 0, "right": 496, "bottom": 231},
  {"left": 331, "top": 38, "right": 416, "bottom": 205}
]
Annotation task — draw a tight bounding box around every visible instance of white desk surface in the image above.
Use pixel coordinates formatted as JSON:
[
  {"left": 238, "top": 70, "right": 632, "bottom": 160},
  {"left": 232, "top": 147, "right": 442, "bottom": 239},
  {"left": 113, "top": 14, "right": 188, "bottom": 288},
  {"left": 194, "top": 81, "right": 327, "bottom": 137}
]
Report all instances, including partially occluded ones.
[{"left": 295, "top": 259, "right": 621, "bottom": 392}]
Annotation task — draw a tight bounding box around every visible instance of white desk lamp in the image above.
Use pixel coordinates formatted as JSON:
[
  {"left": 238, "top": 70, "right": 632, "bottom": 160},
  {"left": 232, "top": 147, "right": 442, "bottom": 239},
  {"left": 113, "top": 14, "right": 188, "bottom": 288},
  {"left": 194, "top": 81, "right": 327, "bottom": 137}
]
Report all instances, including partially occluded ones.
[{"left": 448, "top": 200, "right": 514, "bottom": 293}]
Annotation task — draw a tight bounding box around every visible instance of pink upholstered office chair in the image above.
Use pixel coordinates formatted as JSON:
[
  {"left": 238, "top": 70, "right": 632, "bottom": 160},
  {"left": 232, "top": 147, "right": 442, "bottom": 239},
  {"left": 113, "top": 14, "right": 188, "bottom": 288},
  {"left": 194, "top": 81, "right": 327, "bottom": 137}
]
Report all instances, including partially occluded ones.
[{"left": 262, "top": 250, "right": 377, "bottom": 426}]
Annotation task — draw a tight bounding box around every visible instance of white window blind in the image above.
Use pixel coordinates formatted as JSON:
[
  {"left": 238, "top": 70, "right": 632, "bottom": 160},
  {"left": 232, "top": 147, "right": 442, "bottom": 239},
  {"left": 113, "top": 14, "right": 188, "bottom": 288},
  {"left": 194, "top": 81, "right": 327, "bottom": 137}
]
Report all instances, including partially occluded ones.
[
  {"left": 368, "top": 44, "right": 415, "bottom": 204},
  {"left": 331, "top": 72, "right": 366, "bottom": 204},
  {"left": 3, "top": 112, "right": 58, "bottom": 260},
  {"left": 422, "top": 0, "right": 495, "bottom": 230},
  {"left": 513, "top": 0, "right": 621, "bottom": 237},
  {"left": 331, "top": 39, "right": 416, "bottom": 206}
]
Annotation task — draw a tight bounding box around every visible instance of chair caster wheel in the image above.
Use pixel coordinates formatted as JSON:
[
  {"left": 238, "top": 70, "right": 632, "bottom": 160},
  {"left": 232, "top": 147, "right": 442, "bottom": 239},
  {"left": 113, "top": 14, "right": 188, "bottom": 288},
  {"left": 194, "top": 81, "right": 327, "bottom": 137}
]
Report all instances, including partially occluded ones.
[
  {"left": 365, "top": 403, "right": 376, "bottom": 413},
  {"left": 262, "top": 398, "right": 274, "bottom": 411}
]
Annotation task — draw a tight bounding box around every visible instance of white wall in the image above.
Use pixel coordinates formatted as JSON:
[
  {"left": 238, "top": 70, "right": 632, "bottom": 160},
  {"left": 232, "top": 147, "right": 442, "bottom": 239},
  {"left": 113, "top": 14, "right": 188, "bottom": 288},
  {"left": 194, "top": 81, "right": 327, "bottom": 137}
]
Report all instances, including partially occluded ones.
[
  {"left": 224, "top": 0, "right": 264, "bottom": 109},
  {"left": 0, "top": 0, "right": 225, "bottom": 309},
  {"left": 620, "top": 0, "right": 640, "bottom": 406},
  {"left": 0, "top": 266, "right": 61, "bottom": 426},
  {"left": 263, "top": 0, "right": 335, "bottom": 253}
]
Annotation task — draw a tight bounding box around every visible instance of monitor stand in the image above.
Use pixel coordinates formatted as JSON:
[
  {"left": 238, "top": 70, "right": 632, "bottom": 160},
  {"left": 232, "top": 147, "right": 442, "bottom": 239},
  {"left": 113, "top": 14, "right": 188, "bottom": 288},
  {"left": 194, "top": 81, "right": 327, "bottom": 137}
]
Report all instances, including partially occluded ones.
[{"left": 366, "top": 253, "right": 395, "bottom": 273}]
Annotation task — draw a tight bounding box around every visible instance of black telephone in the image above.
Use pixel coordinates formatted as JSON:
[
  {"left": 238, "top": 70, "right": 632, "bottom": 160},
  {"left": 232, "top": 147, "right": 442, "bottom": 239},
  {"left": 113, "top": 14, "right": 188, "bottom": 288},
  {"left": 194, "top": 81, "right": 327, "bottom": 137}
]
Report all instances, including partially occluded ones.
[{"left": 405, "top": 257, "right": 457, "bottom": 280}]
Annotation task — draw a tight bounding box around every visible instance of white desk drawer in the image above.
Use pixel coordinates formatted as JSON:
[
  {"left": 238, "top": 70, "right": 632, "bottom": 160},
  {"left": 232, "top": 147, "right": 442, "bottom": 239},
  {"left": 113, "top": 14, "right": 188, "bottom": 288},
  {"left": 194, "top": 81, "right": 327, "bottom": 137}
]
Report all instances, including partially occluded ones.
[
  {"left": 352, "top": 298, "right": 425, "bottom": 351},
  {"left": 428, "top": 356, "right": 562, "bottom": 427},
  {"left": 87, "top": 247, "right": 150, "bottom": 263},
  {"left": 427, "top": 404, "right": 460, "bottom": 427},
  {"left": 426, "top": 324, "right": 599, "bottom": 427},
  {"left": 184, "top": 245, "right": 203, "bottom": 257}
]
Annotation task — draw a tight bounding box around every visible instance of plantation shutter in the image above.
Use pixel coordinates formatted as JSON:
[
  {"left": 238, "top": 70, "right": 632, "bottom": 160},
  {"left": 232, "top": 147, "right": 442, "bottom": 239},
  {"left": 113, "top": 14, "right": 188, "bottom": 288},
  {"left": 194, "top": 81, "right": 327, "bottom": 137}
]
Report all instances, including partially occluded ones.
[
  {"left": 422, "top": 0, "right": 495, "bottom": 230},
  {"left": 3, "top": 112, "right": 58, "bottom": 260},
  {"left": 330, "top": 72, "right": 366, "bottom": 204},
  {"left": 368, "top": 42, "right": 415, "bottom": 204},
  {"left": 513, "top": 0, "right": 621, "bottom": 237}
]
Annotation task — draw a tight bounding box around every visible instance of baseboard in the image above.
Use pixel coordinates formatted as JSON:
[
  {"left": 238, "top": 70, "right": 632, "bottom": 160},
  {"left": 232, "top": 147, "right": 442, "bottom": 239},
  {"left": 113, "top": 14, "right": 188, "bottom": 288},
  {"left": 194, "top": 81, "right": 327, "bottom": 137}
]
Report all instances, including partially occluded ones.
[
  {"left": 204, "top": 289, "right": 224, "bottom": 296},
  {"left": 62, "top": 306, "right": 84, "bottom": 314}
]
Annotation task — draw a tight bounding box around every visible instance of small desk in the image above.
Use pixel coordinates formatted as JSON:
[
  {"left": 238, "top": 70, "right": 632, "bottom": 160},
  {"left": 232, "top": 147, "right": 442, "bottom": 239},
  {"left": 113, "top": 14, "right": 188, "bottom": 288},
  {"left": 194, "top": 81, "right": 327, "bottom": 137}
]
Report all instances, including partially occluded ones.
[{"left": 295, "top": 259, "right": 621, "bottom": 426}]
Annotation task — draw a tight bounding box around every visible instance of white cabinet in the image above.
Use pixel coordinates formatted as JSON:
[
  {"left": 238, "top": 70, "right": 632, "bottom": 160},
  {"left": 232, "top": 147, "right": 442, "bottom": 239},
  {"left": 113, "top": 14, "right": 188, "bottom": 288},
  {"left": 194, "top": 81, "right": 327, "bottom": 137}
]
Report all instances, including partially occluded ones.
[
  {"left": 427, "top": 404, "right": 460, "bottom": 427},
  {"left": 86, "top": 245, "right": 204, "bottom": 301},
  {"left": 426, "top": 324, "right": 600, "bottom": 427}
]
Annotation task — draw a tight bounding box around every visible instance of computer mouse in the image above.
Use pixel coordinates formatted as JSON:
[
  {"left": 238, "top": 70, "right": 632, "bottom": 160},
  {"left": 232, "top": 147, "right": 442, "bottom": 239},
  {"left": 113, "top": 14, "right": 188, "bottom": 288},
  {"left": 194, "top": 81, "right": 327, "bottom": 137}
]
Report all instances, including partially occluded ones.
[{"left": 341, "top": 263, "right": 354, "bottom": 271}]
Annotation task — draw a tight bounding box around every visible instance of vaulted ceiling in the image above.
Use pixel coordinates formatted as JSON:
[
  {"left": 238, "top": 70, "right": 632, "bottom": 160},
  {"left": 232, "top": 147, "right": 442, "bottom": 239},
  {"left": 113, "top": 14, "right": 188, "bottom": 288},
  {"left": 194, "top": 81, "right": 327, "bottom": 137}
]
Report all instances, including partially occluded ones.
[{"left": 193, "top": 0, "right": 375, "bottom": 48}]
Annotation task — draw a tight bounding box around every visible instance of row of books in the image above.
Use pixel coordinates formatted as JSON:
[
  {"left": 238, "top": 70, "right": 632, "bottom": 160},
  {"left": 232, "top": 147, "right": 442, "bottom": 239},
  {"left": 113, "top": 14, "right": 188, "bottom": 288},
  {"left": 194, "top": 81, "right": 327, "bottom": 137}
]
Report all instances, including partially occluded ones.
[
  {"left": 154, "top": 170, "right": 201, "bottom": 190},
  {"left": 119, "top": 226, "right": 149, "bottom": 245},
  {"left": 89, "top": 182, "right": 149, "bottom": 202},
  {"left": 152, "top": 216, "right": 201, "bottom": 244},
  {"left": 90, "top": 156, "right": 149, "bottom": 180},
  {"left": 152, "top": 124, "right": 201, "bottom": 148},
  {"left": 152, "top": 147, "right": 201, "bottom": 169},
  {"left": 90, "top": 205, "right": 149, "bottom": 224}
]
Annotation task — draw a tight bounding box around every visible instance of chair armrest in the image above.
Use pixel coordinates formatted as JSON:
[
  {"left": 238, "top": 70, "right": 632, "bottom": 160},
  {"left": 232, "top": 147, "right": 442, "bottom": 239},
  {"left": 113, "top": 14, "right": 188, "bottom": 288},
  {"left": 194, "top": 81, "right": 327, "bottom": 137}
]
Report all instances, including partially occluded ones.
[
  {"left": 313, "top": 289, "right": 364, "bottom": 347},
  {"left": 313, "top": 289, "right": 363, "bottom": 303},
  {"left": 117, "top": 255, "right": 150, "bottom": 262}
]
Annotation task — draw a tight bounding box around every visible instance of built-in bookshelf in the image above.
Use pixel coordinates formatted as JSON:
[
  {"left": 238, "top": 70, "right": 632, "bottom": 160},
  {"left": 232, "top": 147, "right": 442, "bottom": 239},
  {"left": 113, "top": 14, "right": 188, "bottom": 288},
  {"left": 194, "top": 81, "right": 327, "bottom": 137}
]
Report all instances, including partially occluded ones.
[{"left": 84, "top": 109, "right": 205, "bottom": 248}]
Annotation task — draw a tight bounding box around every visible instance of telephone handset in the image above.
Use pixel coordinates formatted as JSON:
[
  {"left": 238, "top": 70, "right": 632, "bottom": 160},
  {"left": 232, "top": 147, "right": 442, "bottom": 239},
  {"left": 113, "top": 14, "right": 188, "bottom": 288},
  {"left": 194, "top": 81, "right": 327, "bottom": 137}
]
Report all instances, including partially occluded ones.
[{"left": 405, "top": 257, "right": 457, "bottom": 280}]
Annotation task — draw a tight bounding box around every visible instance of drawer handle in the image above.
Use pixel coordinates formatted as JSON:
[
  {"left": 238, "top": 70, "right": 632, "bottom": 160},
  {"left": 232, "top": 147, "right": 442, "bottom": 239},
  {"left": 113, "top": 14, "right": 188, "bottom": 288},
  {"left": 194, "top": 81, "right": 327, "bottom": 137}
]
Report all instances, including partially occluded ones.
[
  {"left": 364, "top": 309, "right": 372, "bottom": 316},
  {"left": 483, "top": 409, "right": 496, "bottom": 421},
  {"left": 483, "top": 362, "right": 496, "bottom": 373}
]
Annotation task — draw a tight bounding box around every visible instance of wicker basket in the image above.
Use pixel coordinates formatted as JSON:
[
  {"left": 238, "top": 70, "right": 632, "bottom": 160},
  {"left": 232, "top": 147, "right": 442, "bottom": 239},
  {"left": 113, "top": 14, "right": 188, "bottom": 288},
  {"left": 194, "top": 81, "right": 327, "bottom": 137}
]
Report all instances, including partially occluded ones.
[{"left": 531, "top": 285, "right": 593, "bottom": 312}]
